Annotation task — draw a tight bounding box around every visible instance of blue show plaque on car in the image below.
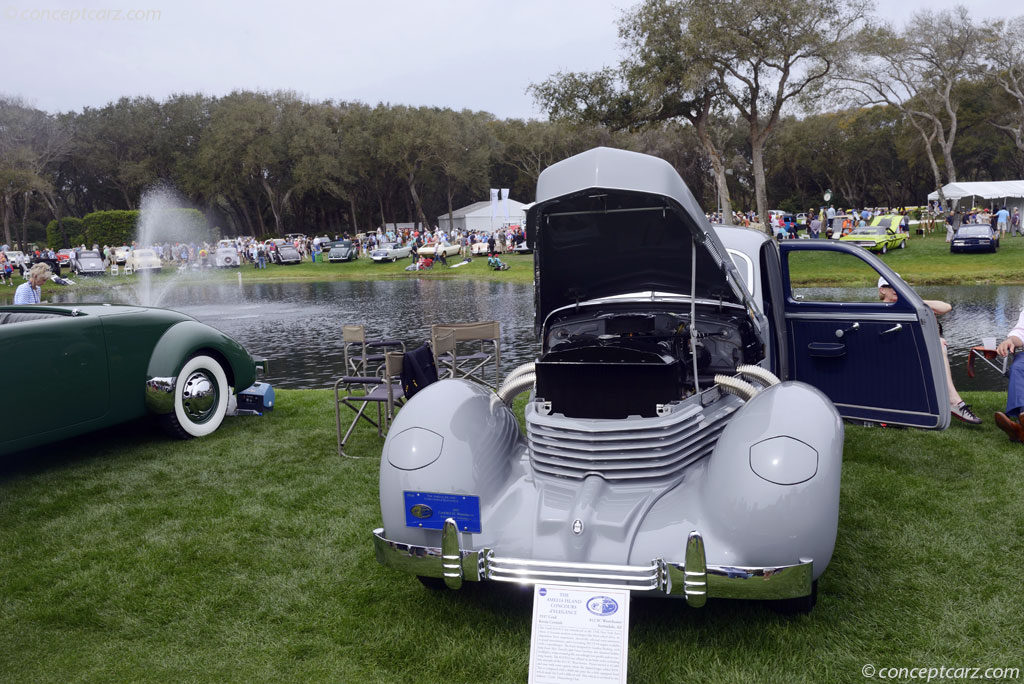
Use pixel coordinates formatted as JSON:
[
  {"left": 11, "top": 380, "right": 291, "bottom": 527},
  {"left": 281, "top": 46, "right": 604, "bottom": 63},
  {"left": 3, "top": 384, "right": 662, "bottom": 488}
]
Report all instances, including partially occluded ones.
[{"left": 404, "top": 491, "right": 481, "bottom": 533}]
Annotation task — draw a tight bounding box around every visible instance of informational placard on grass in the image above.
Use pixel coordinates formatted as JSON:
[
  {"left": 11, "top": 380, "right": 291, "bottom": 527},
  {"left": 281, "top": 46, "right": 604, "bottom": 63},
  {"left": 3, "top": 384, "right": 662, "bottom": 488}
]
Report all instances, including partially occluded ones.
[{"left": 528, "top": 583, "right": 630, "bottom": 684}]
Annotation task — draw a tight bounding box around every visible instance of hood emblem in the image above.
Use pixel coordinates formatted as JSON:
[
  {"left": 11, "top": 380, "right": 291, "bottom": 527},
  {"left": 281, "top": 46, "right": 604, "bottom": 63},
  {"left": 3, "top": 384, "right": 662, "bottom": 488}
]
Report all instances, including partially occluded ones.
[{"left": 572, "top": 519, "right": 584, "bottom": 535}]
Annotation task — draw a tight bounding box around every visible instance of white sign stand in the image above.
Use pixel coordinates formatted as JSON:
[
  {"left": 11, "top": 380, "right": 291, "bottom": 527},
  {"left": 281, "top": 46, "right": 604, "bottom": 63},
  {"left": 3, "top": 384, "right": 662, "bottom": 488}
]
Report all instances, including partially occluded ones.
[{"left": 528, "top": 583, "right": 630, "bottom": 684}]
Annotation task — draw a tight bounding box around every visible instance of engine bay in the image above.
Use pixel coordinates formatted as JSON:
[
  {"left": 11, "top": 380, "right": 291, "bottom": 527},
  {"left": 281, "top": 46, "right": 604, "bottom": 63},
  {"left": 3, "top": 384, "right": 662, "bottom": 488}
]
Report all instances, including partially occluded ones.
[{"left": 535, "top": 303, "right": 762, "bottom": 419}]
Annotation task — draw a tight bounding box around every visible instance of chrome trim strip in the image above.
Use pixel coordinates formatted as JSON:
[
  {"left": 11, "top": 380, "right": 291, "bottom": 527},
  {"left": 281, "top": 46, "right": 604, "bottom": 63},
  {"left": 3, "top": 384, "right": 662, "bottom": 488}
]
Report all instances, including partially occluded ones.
[
  {"left": 144, "top": 376, "right": 176, "bottom": 415},
  {"left": 784, "top": 311, "right": 919, "bottom": 322},
  {"left": 832, "top": 403, "right": 936, "bottom": 417},
  {"left": 371, "top": 528, "right": 813, "bottom": 602}
]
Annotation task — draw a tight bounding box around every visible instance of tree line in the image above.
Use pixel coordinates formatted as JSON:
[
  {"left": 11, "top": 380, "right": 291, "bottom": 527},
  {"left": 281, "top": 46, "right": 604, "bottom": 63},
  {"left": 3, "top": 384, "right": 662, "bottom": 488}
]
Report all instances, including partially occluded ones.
[{"left": 2, "top": 1, "right": 1023, "bottom": 247}]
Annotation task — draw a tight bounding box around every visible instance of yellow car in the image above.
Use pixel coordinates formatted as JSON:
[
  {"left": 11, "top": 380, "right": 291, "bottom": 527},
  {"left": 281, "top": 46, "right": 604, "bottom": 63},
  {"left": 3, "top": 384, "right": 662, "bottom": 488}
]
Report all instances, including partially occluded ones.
[{"left": 839, "top": 215, "right": 907, "bottom": 254}]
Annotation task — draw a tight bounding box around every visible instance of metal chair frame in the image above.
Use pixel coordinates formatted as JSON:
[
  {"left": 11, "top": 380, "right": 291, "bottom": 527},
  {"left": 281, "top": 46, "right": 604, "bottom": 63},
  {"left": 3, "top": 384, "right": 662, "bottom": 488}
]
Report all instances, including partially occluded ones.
[
  {"left": 334, "top": 351, "right": 405, "bottom": 458},
  {"left": 343, "top": 324, "right": 405, "bottom": 378},
  {"left": 430, "top": 321, "right": 501, "bottom": 388}
]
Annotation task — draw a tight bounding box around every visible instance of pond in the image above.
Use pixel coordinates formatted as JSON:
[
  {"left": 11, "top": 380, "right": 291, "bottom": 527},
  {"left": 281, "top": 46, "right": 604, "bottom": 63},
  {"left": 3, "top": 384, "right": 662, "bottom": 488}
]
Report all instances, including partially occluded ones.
[{"left": 51, "top": 280, "right": 1024, "bottom": 393}]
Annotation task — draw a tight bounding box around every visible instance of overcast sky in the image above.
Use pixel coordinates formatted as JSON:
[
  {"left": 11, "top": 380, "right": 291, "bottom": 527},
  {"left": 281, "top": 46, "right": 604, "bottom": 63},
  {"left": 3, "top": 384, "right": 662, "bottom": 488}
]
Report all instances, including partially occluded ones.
[{"left": 0, "top": 0, "right": 1015, "bottom": 120}]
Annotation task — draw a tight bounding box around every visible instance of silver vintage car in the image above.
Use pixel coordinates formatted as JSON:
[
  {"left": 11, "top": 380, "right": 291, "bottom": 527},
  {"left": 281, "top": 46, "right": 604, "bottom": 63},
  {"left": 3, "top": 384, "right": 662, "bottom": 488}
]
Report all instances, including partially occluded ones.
[{"left": 372, "top": 148, "right": 949, "bottom": 612}]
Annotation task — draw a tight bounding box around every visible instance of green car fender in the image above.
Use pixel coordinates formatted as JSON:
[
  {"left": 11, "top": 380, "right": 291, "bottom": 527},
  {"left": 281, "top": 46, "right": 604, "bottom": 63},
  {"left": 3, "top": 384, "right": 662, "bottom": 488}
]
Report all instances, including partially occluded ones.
[{"left": 144, "top": 321, "right": 257, "bottom": 415}]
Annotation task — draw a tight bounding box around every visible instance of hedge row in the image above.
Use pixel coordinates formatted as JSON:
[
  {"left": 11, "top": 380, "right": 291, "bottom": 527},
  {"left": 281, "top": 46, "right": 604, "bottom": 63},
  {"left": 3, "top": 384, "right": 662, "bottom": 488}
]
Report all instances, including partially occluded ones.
[
  {"left": 45, "top": 209, "right": 212, "bottom": 248},
  {"left": 45, "top": 217, "right": 86, "bottom": 248}
]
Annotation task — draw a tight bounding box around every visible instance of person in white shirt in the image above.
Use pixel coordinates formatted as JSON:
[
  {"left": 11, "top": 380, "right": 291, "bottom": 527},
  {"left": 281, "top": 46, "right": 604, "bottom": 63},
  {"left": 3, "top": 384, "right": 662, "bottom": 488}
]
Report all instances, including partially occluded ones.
[
  {"left": 13, "top": 263, "right": 50, "bottom": 304},
  {"left": 994, "top": 311, "right": 1024, "bottom": 442}
]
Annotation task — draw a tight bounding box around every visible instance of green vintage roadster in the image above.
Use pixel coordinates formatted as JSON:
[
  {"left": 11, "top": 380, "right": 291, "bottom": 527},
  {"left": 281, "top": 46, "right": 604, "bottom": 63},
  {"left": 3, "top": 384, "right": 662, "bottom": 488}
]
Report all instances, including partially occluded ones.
[{"left": 0, "top": 304, "right": 264, "bottom": 457}]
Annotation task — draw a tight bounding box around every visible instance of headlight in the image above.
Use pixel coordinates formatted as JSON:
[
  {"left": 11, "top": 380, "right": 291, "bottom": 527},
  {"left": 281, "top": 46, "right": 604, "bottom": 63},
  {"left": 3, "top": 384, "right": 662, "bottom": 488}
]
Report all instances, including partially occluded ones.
[{"left": 953, "top": 241, "right": 966, "bottom": 246}]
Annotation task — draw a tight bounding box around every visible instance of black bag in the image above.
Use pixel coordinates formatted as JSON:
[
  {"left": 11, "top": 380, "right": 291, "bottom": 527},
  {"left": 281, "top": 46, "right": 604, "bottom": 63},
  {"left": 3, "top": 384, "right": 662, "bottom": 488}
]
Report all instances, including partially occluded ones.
[{"left": 401, "top": 343, "right": 438, "bottom": 399}]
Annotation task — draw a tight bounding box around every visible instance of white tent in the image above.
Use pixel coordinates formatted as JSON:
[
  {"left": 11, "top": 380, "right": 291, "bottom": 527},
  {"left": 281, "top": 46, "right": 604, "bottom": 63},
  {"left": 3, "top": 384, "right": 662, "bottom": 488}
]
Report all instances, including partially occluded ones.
[
  {"left": 927, "top": 181, "right": 1024, "bottom": 220},
  {"left": 928, "top": 181, "right": 1024, "bottom": 203},
  {"left": 437, "top": 199, "right": 527, "bottom": 234}
]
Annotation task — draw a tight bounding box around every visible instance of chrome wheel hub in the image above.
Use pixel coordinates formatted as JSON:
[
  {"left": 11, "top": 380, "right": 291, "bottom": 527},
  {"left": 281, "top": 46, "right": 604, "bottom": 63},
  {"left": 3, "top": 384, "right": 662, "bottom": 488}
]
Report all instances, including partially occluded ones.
[{"left": 181, "top": 370, "right": 217, "bottom": 423}]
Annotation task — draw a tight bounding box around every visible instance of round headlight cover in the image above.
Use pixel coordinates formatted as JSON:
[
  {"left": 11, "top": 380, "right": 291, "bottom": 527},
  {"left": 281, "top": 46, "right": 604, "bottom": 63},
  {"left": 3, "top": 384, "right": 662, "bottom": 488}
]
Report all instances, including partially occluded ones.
[
  {"left": 749, "top": 436, "right": 818, "bottom": 485},
  {"left": 386, "top": 427, "right": 444, "bottom": 471}
]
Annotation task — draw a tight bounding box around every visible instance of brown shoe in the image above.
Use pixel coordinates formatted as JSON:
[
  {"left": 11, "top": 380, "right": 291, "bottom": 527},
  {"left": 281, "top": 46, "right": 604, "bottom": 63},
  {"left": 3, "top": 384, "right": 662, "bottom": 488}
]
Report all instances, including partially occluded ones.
[{"left": 994, "top": 412, "right": 1024, "bottom": 443}]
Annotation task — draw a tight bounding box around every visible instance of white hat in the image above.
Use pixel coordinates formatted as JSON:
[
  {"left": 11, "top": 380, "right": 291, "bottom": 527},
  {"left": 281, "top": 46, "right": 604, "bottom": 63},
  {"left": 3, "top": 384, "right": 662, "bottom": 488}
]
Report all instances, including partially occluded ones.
[{"left": 877, "top": 273, "right": 900, "bottom": 289}]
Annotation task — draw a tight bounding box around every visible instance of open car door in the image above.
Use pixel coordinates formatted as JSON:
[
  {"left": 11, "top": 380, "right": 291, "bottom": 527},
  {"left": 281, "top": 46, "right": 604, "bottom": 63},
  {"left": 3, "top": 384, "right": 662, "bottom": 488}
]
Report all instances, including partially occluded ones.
[{"left": 779, "top": 241, "right": 950, "bottom": 429}]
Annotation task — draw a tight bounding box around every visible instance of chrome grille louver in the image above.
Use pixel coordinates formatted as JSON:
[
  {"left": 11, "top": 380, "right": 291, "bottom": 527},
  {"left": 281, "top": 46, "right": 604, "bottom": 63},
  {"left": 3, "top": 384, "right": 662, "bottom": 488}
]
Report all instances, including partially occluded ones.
[{"left": 526, "top": 392, "right": 742, "bottom": 481}]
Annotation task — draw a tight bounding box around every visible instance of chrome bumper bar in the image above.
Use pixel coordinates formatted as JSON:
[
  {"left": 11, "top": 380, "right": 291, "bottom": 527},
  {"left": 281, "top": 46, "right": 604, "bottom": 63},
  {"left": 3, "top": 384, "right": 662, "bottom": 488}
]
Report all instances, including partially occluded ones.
[{"left": 372, "top": 520, "right": 813, "bottom": 606}]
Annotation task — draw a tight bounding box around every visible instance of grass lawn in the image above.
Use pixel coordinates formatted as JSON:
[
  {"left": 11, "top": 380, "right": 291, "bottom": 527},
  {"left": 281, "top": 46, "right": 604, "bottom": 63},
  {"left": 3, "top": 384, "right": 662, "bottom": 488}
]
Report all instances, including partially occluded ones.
[
  {"left": 786, "top": 228, "right": 1024, "bottom": 286},
  {"left": 2, "top": 389, "right": 1022, "bottom": 683}
]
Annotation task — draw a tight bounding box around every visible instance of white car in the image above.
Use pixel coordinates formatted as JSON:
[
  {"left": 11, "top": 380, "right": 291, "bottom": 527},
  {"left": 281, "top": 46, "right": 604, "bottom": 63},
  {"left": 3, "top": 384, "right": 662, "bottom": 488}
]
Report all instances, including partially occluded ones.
[
  {"left": 125, "top": 248, "right": 162, "bottom": 272},
  {"left": 418, "top": 241, "right": 461, "bottom": 258},
  {"left": 113, "top": 246, "right": 131, "bottom": 265},
  {"left": 470, "top": 241, "right": 490, "bottom": 256},
  {"left": 370, "top": 242, "right": 412, "bottom": 262},
  {"left": 215, "top": 246, "right": 242, "bottom": 268},
  {"left": 3, "top": 251, "right": 28, "bottom": 270}
]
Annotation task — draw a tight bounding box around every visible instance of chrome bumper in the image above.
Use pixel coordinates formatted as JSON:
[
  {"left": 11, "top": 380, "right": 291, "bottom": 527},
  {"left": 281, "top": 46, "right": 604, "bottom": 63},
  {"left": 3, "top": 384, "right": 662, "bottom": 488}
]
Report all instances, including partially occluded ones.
[
  {"left": 372, "top": 521, "right": 813, "bottom": 606},
  {"left": 144, "top": 376, "right": 176, "bottom": 415}
]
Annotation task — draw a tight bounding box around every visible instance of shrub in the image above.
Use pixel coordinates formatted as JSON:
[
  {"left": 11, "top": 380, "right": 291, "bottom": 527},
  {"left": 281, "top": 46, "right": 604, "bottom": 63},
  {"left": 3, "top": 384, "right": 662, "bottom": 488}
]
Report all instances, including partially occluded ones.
[
  {"left": 82, "top": 210, "right": 139, "bottom": 247},
  {"left": 46, "top": 217, "right": 86, "bottom": 249}
]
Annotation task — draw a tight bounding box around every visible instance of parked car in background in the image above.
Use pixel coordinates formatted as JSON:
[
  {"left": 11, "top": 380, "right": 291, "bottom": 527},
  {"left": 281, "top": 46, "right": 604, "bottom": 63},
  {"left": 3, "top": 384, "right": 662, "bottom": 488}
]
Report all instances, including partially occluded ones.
[
  {"left": 3, "top": 251, "right": 28, "bottom": 271},
  {"left": 56, "top": 249, "right": 75, "bottom": 268},
  {"left": 113, "top": 246, "right": 131, "bottom": 265},
  {"left": 796, "top": 213, "right": 809, "bottom": 226},
  {"left": 470, "top": 240, "right": 490, "bottom": 256},
  {"left": 372, "top": 147, "right": 950, "bottom": 614},
  {"left": 827, "top": 214, "right": 855, "bottom": 238},
  {"left": 417, "top": 241, "right": 461, "bottom": 258},
  {"left": 767, "top": 210, "right": 797, "bottom": 237},
  {"left": 839, "top": 222, "right": 906, "bottom": 254},
  {"left": 273, "top": 244, "right": 302, "bottom": 265},
  {"left": 328, "top": 240, "right": 358, "bottom": 263},
  {"left": 71, "top": 249, "right": 107, "bottom": 276},
  {"left": 370, "top": 242, "right": 412, "bottom": 262},
  {"left": 0, "top": 303, "right": 266, "bottom": 456},
  {"left": 215, "top": 246, "right": 242, "bottom": 267},
  {"left": 951, "top": 224, "right": 999, "bottom": 253},
  {"left": 126, "top": 248, "right": 162, "bottom": 272}
]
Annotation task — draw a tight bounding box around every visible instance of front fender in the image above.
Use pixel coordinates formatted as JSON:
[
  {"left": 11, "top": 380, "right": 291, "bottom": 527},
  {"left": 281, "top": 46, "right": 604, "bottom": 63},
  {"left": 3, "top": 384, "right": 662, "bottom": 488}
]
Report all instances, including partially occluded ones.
[
  {"left": 145, "top": 320, "right": 255, "bottom": 394},
  {"left": 699, "top": 382, "right": 844, "bottom": 577},
  {"left": 379, "top": 379, "right": 525, "bottom": 548}
]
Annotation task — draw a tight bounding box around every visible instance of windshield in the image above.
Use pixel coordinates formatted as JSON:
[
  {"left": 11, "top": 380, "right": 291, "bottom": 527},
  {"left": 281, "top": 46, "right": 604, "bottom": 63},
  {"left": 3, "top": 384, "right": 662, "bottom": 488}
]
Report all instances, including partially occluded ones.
[
  {"left": 958, "top": 226, "right": 991, "bottom": 237},
  {"left": 80, "top": 251, "right": 101, "bottom": 258},
  {"left": 851, "top": 226, "right": 884, "bottom": 236},
  {"left": 135, "top": 250, "right": 155, "bottom": 257}
]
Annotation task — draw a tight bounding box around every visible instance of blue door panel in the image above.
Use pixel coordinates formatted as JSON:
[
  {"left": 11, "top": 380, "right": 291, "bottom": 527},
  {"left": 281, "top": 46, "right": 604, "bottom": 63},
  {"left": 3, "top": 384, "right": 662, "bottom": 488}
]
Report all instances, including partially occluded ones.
[
  {"left": 786, "top": 318, "right": 939, "bottom": 424},
  {"left": 779, "top": 241, "right": 947, "bottom": 428}
]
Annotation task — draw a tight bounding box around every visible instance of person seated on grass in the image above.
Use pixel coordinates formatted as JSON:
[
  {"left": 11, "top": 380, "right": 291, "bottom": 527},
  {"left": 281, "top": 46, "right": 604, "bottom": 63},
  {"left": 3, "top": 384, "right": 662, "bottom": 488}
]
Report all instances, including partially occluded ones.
[
  {"left": 878, "top": 276, "right": 981, "bottom": 425},
  {"left": 487, "top": 256, "right": 509, "bottom": 271},
  {"left": 993, "top": 313, "right": 1024, "bottom": 443}
]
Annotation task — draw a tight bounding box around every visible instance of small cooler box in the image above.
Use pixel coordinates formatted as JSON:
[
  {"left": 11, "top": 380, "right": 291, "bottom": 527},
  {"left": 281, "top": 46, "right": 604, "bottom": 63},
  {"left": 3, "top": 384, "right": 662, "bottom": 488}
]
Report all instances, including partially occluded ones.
[{"left": 236, "top": 382, "right": 275, "bottom": 415}]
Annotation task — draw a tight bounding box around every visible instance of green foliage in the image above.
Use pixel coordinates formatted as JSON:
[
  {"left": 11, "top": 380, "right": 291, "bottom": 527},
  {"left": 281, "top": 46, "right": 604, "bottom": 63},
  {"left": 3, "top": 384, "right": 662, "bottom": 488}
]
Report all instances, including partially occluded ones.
[
  {"left": 45, "top": 217, "right": 85, "bottom": 248},
  {"left": 81, "top": 210, "right": 138, "bottom": 246},
  {"left": 79, "top": 208, "right": 210, "bottom": 246}
]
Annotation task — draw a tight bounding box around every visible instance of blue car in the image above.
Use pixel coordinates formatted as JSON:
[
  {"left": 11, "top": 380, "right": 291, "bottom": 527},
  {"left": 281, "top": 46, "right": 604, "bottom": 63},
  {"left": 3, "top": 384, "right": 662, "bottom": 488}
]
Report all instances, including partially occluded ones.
[{"left": 951, "top": 224, "right": 999, "bottom": 253}]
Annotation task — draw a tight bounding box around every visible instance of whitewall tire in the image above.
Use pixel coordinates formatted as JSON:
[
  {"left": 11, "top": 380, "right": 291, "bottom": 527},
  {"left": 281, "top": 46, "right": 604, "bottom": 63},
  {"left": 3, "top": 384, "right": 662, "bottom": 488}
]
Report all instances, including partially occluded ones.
[{"left": 160, "top": 354, "right": 230, "bottom": 439}]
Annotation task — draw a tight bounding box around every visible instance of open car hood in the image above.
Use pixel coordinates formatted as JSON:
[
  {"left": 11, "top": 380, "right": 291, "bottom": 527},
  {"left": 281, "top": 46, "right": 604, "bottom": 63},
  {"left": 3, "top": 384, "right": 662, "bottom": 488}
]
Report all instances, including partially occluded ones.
[{"left": 527, "top": 147, "right": 758, "bottom": 330}]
